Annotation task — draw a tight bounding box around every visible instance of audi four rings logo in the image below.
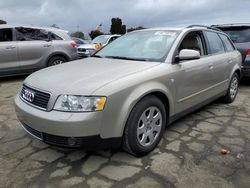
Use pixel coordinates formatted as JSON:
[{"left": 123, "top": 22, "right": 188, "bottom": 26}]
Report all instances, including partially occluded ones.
[{"left": 22, "top": 89, "right": 35, "bottom": 102}]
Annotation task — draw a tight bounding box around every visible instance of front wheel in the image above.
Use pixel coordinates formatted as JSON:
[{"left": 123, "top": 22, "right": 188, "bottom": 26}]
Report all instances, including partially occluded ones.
[
  {"left": 222, "top": 73, "right": 239, "bottom": 103},
  {"left": 122, "top": 95, "right": 167, "bottom": 156}
]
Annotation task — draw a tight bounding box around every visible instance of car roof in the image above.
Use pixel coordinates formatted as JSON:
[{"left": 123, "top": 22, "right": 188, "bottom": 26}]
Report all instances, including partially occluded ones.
[
  {"left": 135, "top": 25, "right": 224, "bottom": 34},
  {"left": 0, "top": 24, "right": 68, "bottom": 33}
]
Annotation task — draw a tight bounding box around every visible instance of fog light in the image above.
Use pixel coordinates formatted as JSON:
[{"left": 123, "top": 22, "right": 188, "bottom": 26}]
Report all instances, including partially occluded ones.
[{"left": 68, "top": 137, "right": 77, "bottom": 146}]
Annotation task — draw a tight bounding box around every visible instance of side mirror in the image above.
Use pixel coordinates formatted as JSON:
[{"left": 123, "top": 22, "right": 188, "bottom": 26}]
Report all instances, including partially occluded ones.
[{"left": 177, "top": 49, "right": 201, "bottom": 62}]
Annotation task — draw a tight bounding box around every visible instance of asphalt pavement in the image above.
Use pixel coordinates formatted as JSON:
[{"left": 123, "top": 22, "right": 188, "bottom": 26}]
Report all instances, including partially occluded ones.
[{"left": 0, "top": 76, "right": 249, "bottom": 188}]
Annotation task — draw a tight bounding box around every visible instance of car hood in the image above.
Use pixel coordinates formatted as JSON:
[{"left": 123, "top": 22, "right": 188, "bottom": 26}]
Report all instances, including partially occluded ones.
[
  {"left": 77, "top": 44, "right": 96, "bottom": 49},
  {"left": 24, "top": 58, "right": 160, "bottom": 96}
]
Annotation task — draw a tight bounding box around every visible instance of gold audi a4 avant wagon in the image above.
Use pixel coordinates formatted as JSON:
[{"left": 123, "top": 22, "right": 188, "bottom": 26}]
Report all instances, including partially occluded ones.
[{"left": 15, "top": 25, "right": 241, "bottom": 156}]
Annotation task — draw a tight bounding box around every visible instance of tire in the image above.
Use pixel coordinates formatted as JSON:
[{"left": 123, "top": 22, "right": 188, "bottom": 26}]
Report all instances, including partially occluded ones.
[
  {"left": 222, "top": 72, "right": 239, "bottom": 103},
  {"left": 122, "top": 95, "right": 167, "bottom": 156},
  {"left": 47, "top": 56, "right": 67, "bottom": 67}
]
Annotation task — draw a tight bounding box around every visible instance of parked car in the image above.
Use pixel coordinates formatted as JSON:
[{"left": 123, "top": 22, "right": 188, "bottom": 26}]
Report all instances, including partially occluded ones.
[
  {"left": 212, "top": 23, "right": 250, "bottom": 77},
  {"left": 71, "top": 37, "right": 90, "bottom": 46},
  {"left": 15, "top": 25, "right": 241, "bottom": 156},
  {"left": 77, "top": 34, "right": 120, "bottom": 58},
  {"left": 0, "top": 24, "right": 78, "bottom": 77}
]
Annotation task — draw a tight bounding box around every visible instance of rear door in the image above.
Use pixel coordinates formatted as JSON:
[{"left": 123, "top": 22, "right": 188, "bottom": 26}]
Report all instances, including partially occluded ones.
[
  {"left": 16, "top": 27, "right": 53, "bottom": 72},
  {"left": 204, "top": 31, "right": 230, "bottom": 93},
  {"left": 0, "top": 28, "right": 19, "bottom": 75}
]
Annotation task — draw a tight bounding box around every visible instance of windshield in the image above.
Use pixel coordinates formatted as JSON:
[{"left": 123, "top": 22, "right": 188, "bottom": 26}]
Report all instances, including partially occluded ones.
[
  {"left": 220, "top": 27, "right": 250, "bottom": 43},
  {"left": 95, "top": 30, "right": 180, "bottom": 62},
  {"left": 91, "top": 35, "right": 110, "bottom": 44}
]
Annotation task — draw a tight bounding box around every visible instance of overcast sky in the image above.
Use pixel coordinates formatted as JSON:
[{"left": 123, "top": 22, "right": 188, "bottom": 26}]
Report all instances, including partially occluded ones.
[{"left": 0, "top": 0, "right": 249, "bottom": 36}]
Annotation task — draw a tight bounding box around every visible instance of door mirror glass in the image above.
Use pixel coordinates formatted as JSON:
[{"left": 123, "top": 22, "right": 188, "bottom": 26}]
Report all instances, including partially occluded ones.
[{"left": 178, "top": 49, "right": 200, "bottom": 61}]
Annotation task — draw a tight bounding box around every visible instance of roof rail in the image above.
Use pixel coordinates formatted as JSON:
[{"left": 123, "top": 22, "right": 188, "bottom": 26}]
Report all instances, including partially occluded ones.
[
  {"left": 187, "top": 25, "right": 222, "bottom": 32},
  {"left": 211, "top": 23, "right": 250, "bottom": 27}
]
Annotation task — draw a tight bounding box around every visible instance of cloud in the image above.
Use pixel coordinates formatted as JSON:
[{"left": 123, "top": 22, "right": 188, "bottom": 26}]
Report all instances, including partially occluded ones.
[{"left": 0, "top": 0, "right": 249, "bottom": 36}]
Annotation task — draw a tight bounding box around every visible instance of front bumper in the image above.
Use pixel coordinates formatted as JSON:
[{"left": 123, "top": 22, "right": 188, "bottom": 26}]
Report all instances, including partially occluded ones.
[
  {"left": 15, "top": 95, "right": 122, "bottom": 148},
  {"left": 21, "top": 122, "right": 121, "bottom": 148}
]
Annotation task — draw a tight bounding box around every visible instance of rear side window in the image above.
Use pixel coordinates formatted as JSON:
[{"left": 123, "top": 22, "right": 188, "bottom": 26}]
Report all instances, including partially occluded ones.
[
  {"left": 205, "top": 31, "right": 225, "bottom": 54},
  {"left": 219, "top": 27, "right": 250, "bottom": 43},
  {"left": 51, "top": 33, "right": 62, "bottom": 40},
  {"left": 0, "top": 28, "right": 13, "bottom": 42},
  {"left": 219, "top": 34, "right": 235, "bottom": 52},
  {"left": 16, "top": 27, "right": 48, "bottom": 41}
]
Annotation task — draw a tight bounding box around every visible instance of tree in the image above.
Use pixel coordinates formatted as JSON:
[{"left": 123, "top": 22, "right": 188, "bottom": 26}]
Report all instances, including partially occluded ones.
[
  {"left": 0, "top": 19, "right": 7, "bottom": 24},
  {"left": 71, "top": 31, "right": 84, "bottom": 39},
  {"left": 127, "top": 26, "right": 146, "bottom": 32},
  {"left": 110, "top": 18, "right": 126, "bottom": 35},
  {"left": 89, "top": 30, "right": 104, "bottom": 40}
]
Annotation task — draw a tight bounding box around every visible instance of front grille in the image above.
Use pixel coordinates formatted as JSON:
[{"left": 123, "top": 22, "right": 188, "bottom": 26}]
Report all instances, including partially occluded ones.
[
  {"left": 78, "top": 48, "right": 86, "bottom": 52},
  {"left": 20, "top": 85, "right": 51, "bottom": 110}
]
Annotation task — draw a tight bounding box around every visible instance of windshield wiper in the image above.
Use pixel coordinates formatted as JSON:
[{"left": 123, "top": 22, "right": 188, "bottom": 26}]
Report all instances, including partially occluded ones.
[
  {"left": 91, "top": 54, "right": 103, "bottom": 58},
  {"left": 105, "top": 56, "right": 148, "bottom": 62}
]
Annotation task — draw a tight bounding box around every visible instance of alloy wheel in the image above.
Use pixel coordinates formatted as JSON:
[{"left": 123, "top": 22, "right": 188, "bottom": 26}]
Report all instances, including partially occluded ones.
[
  {"left": 137, "top": 106, "right": 162, "bottom": 147},
  {"left": 229, "top": 76, "right": 238, "bottom": 100}
]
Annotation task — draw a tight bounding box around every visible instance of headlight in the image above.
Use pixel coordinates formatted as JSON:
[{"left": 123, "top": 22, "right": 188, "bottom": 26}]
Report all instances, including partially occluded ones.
[{"left": 54, "top": 95, "right": 107, "bottom": 112}]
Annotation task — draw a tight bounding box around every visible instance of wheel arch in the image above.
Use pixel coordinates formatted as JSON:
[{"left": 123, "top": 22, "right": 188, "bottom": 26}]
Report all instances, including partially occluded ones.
[
  {"left": 46, "top": 52, "right": 70, "bottom": 67},
  {"left": 100, "top": 81, "right": 174, "bottom": 138}
]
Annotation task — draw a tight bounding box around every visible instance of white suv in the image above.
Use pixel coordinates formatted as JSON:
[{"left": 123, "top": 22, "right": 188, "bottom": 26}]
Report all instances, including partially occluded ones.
[{"left": 77, "top": 34, "right": 120, "bottom": 58}]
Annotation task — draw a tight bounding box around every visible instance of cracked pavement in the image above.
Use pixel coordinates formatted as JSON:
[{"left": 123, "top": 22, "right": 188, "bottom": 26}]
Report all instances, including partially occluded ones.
[{"left": 0, "top": 76, "right": 250, "bottom": 188}]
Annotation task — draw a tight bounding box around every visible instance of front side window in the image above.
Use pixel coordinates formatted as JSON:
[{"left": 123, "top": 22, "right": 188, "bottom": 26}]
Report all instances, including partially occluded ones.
[
  {"left": 179, "top": 32, "right": 205, "bottom": 56},
  {"left": 16, "top": 27, "right": 48, "bottom": 41},
  {"left": 0, "top": 28, "right": 13, "bottom": 42},
  {"left": 96, "top": 30, "right": 180, "bottom": 62},
  {"left": 109, "top": 36, "right": 118, "bottom": 43},
  {"left": 91, "top": 35, "right": 110, "bottom": 44},
  {"left": 205, "top": 31, "right": 225, "bottom": 55},
  {"left": 219, "top": 34, "right": 235, "bottom": 52}
]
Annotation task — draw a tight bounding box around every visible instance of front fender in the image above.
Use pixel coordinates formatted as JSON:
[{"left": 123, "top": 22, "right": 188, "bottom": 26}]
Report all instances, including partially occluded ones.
[{"left": 99, "top": 81, "right": 175, "bottom": 138}]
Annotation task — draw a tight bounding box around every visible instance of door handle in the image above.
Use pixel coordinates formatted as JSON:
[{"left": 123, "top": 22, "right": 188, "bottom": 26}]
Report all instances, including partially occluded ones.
[
  {"left": 208, "top": 64, "right": 214, "bottom": 69},
  {"left": 6, "top": 46, "right": 16, "bottom": 49},
  {"left": 43, "top": 44, "right": 51, "bottom": 47}
]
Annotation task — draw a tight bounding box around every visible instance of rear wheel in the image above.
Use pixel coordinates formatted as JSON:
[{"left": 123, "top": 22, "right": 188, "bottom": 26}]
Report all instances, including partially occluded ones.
[
  {"left": 48, "top": 56, "right": 67, "bottom": 67},
  {"left": 222, "top": 72, "right": 239, "bottom": 103},
  {"left": 122, "top": 95, "right": 167, "bottom": 156}
]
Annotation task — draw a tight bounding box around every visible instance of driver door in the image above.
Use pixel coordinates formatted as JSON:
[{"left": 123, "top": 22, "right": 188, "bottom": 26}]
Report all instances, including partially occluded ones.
[{"left": 172, "top": 31, "right": 214, "bottom": 114}]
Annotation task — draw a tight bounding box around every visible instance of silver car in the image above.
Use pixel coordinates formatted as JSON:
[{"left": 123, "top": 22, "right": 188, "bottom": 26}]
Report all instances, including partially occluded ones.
[
  {"left": 0, "top": 25, "right": 78, "bottom": 77},
  {"left": 15, "top": 25, "right": 241, "bottom": 156}
]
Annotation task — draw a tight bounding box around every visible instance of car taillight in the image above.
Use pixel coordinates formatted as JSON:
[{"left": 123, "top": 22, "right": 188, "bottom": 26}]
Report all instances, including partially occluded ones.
[
  {"left": 247, "top": 49, "right": 250, "bottom": 56},
  {"left": 70, "top": 41, "right": 77, "bottom": 48}
]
